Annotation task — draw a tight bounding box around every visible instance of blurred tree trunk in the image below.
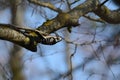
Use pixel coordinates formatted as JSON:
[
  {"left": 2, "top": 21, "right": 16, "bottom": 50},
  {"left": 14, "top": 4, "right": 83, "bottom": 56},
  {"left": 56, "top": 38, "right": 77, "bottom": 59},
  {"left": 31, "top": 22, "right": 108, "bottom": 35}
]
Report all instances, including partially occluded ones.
[
  {"left": 9, "top": 0, "right": 25, "bottom": 80},
  {"left": 65, "top": 31, "right": 73, "bottom": 80}
]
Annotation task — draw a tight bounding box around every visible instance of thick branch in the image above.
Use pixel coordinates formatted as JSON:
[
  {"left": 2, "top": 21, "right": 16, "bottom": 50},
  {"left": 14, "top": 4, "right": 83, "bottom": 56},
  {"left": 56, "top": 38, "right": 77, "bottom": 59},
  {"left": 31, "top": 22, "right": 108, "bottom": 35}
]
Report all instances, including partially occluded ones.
[
  {"left": 37, "top": 0, "right": 120, "bottom": 34},
  {"left": 37, "top": 0, "right": 99, "bottom": 33},
  {"left": 0, "top": 24, "right": 37, "bottom": 51},
  {"left": 0, "top": 0, "right": 120, "bottom": 52},
  {"left": 0, "top": 24, "right": 61, "bottom": 52},
  {"left": 94, "top": 6, "right": 120, "bottom": 24}
]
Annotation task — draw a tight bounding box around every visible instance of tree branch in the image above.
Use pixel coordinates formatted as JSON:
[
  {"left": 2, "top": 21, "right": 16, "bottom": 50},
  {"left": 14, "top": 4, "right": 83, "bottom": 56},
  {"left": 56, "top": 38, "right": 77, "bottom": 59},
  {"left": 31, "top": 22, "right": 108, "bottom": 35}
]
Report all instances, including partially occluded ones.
[
  {"left": 0, "top": 24, "right": 37, "bottom": 51},
  {"left": 83, "top": 15, "right": 105, "bottom": 23},
  {"left": 0, "top": 0, "right": 120, "bottom": 52},
  {"left": 94, "top": 6, "right": 120, "bottom": 24},
  {"left": 37, "top": 0, "right": 120, "bottom": 34},
  {"left": 28, "top": 0, "right": 62, "bottom": 12},
  {"left": 37, "top": 0, "right": 99, "bottom": 33}
]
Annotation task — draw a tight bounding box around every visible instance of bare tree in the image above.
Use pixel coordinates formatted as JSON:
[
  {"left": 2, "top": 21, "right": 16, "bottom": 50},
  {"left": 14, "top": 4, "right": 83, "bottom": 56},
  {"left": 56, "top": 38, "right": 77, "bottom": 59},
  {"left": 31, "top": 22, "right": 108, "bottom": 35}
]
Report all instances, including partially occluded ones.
[
  {"left": 0, "top": 0, "right": 120, "bottom": 80},
  {"left": 0, "top": 0, "right": 120, "bottom": 51}
]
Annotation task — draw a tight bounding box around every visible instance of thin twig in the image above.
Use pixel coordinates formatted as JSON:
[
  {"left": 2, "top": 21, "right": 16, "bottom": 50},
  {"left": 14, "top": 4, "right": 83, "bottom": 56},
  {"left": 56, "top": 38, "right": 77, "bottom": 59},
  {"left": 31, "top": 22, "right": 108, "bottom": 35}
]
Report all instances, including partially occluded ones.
[
  {"left": 28, "top": 0, "right": 62, "bottom": 13},
  {"left": 66, "top": 0, "right": 71, "bottom": 10},
  {"left": 90, "top": 44, "right": 100, "bottom": 60},
  {"left": 100, "top": 0, "right": 109, "bottom": 6},
  {"left": 99, "top": 42, "right": 118, "bottom": 80},
  {"left": 83, "top": 15, "right": 105, "bottom": 23},
  {"left": 70, "top": 0, "right": 80, "bottom": 5},
  {"left": 65, "top": 44, "right": 78, "bottom": 80}
]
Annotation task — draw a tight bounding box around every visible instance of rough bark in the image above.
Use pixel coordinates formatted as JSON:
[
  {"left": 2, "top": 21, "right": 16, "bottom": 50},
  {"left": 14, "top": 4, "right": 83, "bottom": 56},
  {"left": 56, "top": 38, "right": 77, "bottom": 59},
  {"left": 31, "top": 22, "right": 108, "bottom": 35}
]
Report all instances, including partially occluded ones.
[{"left": 0, "top": 0, "right": 120, "bottom": 52}]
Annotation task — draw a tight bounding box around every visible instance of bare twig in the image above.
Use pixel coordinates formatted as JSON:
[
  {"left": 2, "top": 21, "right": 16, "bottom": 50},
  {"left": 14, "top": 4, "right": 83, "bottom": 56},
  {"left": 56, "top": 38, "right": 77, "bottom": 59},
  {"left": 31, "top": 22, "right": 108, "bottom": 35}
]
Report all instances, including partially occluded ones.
[
  {"left": 99, "top": 42, "right": 118, "bottom": 80},
  {"left": 66, "top": 0, "right": 71, "bottom": 10},
  {"left": 100, "top": 0, "right": 109, "bottom": 6},
  {"left": 83, "top": 15, "right": 105, "bottom": 23},
  {"left": 53, "top": 55, "right": 96, "bottom": 80},
  {"left": 87, "top": 73, "right": 95, "bottom": 80},
  {"left": 92, "top": 26, "right": 97, "bottom": 42},
  {"left": 28, "top": 0, "right": 62, "bottom": 13},
  {"left": 69, "top": 44, "right": 77, "bottom": 80},
  {"left": 70, "top": 0, "right": 80, "bottom": 5},
  {"left": 90, "top": 44, "right": 100, "bottom": 60}
]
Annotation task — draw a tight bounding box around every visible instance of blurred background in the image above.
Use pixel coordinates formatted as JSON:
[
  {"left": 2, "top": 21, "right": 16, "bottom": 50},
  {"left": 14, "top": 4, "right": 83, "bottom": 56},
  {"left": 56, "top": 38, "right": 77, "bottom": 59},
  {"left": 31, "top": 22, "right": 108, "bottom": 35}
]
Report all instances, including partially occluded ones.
[{"left": 0, "top": 0, "right": 120, "bottom": 80}]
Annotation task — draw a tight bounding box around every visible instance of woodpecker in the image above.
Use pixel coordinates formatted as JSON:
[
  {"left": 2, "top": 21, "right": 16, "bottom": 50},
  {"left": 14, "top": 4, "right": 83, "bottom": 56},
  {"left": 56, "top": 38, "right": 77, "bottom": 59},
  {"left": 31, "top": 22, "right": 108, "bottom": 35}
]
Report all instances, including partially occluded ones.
[
  {"left": 40, "top": 35, "right": 62, "bottom": 45},
  {"left": 17, "top": 28, "right": 62, "bottom": 45}
]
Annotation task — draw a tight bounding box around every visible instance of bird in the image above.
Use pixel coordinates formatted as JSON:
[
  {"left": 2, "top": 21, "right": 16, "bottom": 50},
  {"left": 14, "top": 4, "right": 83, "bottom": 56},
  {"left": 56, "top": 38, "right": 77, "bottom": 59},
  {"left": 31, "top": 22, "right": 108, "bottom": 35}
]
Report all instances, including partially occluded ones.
[{"left": 0, "top": 24, "right": 62, "bottom": 51}]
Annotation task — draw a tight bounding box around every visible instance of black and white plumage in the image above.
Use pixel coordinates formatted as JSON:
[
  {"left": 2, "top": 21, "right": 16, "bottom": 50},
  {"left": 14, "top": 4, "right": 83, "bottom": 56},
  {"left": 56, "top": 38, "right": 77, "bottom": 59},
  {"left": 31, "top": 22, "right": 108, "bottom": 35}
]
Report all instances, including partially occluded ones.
[
  {"left": 16, "top": 27, "right": 62, "bottom": 45},
  {"left": 40, "top": 35, "right": 62, "bottom": 45},
  {"left": 34, "top": 30, "right": 62, "bottom": 45}
]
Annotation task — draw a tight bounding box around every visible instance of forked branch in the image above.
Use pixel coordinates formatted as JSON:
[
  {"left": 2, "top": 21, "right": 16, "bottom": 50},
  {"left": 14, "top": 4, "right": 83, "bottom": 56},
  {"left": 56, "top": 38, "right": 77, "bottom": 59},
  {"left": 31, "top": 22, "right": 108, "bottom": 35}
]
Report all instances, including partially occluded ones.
[{"left": 0, "top": 0, "right": 120, "bottom": 52}]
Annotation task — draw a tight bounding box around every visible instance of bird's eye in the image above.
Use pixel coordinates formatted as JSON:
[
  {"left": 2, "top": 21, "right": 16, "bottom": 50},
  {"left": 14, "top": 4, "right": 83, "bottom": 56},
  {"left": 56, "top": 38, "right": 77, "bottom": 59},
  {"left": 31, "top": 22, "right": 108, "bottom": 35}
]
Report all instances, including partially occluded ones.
[{"left": 56, "top": 37, "right": 62, "bottom": 42}]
